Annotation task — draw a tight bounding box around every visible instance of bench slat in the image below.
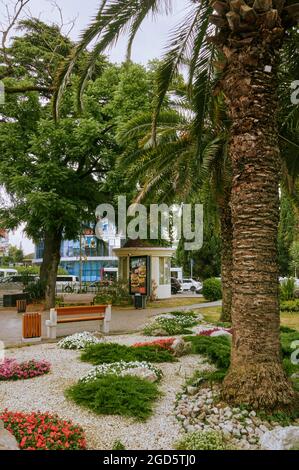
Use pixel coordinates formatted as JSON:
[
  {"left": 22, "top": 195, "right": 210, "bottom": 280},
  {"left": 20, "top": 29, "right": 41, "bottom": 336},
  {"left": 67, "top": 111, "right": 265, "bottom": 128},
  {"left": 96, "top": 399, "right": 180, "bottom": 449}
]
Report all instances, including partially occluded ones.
[
  {"left": 57, "top": 316, "right": 104, "bottom": 324},
  {"left": 56, "top": 305, "right": 106, "bottom": 316}
]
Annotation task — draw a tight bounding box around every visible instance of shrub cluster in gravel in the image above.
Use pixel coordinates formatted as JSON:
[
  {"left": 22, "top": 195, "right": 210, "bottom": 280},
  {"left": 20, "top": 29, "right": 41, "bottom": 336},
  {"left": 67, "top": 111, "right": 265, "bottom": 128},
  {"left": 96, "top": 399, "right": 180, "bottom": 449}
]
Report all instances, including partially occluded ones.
[
  {"left": 175, "top": 430, "right": 229, "bottom": 450},
  {"left": 79, "top": 361, "right": 163, "bottom": 383},
  {"left": 0, "top": 410, "right": 86, "bottom": 450},
  {"left": 81, "top": 342, "right": 176, "bottom": 365},
  {"left": 0, "top": 358, "right": 51, "bottom": 381},
  {"left": 143, "top": 312, "right": 198, "bottom": 336},
  {"left": 66, "top": 375, "right": 161, "bottom": 421},
  {"left": 57, "top": 332, "right": 102, "bottom": 350}
]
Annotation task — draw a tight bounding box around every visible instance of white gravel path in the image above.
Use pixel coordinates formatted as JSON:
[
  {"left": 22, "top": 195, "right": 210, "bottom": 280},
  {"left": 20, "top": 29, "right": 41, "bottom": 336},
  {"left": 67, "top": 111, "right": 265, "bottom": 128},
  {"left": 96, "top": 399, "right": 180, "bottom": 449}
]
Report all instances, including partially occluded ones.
[{"left": 0, "top": 335, "right": 211, "bottom": 450}]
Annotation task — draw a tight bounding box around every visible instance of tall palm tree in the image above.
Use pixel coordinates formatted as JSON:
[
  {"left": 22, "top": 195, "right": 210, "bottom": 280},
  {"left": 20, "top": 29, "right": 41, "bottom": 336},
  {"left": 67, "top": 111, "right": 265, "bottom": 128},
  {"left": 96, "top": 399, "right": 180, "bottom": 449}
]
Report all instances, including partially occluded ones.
[{"left": 54, "top": 0, "right": 299, "bottom": 409}]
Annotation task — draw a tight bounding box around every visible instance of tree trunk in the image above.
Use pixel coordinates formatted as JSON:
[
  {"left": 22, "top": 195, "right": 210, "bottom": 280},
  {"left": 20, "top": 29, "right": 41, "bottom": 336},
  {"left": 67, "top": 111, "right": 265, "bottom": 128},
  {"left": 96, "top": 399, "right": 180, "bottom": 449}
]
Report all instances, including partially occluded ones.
[
  {"left": 221, "top": 39, "right": 295, "bottom": 410},
  {"left": 219, "top": 190, "right": 233, "bottom": 323},
  {"left": 40, "top": 228, "right": 63, "bottom": 310}
]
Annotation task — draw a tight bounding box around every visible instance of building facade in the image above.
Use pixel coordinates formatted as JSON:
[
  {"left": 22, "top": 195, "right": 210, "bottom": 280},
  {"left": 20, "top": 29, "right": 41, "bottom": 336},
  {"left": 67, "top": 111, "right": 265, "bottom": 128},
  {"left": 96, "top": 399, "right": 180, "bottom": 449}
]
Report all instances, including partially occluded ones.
[{"left": 34, "top": 222, "right": 121, "bottom": 282}]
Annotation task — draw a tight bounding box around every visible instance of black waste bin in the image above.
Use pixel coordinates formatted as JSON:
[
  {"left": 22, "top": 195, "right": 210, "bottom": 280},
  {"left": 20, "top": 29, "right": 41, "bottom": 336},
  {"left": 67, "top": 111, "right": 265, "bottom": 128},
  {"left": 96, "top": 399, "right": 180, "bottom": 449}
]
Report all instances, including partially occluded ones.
[
  {"left": 3, "top": 293, "right": 29, "bottom": 308},
  {"left": 134, "top": 294, "right": 147, "bottom": 309}
]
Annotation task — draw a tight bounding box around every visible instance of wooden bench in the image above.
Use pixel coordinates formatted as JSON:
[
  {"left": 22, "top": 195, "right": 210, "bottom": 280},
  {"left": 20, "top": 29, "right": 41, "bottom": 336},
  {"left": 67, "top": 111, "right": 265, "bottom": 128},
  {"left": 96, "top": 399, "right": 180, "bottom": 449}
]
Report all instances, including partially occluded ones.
[{"left": 46, "top": 304, "right": 111, "bottom": 339}]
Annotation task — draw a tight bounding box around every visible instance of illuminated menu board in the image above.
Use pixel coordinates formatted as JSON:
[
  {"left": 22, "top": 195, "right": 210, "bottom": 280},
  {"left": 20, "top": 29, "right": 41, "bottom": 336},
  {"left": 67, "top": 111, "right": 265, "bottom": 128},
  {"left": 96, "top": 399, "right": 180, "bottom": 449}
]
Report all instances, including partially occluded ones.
[{"left": 129, "top": 256, "right": 149, "bottom": 296}]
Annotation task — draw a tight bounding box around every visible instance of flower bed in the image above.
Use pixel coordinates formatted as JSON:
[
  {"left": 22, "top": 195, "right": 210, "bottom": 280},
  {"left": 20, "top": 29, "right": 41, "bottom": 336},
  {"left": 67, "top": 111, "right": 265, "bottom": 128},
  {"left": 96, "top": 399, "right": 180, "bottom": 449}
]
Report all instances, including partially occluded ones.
[
  {"left": 79, "top": 361, "right": 163, "bottom": 383},
  {"left": 0, "top": 358, "right": 50, "bottom": 381},
  {"left": 143, "top": 313, "right": 198, "bottom": 336},
  {"left": 0, "top": 411, "right": 86, "bottom": 450},
  {"left": 133, "top": 338, "right": 175, "bottom": 350},
  {"left": 57, "top": 332, "right": 102, "bottom": 350},
  {"left": 197, "top": 327, "right": 233, "bottom": 337}
]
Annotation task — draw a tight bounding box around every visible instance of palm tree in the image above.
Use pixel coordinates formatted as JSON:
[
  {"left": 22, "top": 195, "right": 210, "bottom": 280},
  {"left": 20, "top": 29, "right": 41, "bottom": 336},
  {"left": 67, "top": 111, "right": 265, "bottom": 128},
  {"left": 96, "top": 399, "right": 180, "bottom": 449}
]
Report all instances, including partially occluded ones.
[
  {"left": 117, "top": 92, "right": 233, "bottom": 322},
  {"left": 54, "top": 0, "right": 299, "bottom": 409}
]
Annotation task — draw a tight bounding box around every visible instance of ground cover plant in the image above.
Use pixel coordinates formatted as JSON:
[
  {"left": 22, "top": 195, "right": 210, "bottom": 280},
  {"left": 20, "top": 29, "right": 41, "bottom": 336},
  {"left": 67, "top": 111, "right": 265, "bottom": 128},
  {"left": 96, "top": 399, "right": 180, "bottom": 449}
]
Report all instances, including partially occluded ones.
[
  {"left": 143, "top": 312, "right": 198, "bottom": 336},
  {"left": 57, "top": 332, "right": 102, "bottom": 350},
  {"left": 0, "top": 411, "right": 86, "bottom": 450},
  {"left": 175, "top": 431, "right": 229, "bottom": 450},
  {"left": 79, "top": 361, "right": 163, "bottom": 383},
  {"left": 0, "top": 359, "right": 50, "bottom": 381},
  {"left": 185, "top": 329, "right": 299, "bottom": 389},
  {"left": 66, "top": 375, "right": 160, "bottom": 421},
  {"left": 80, "top": 342, "right": 176, "bottom": 365}
]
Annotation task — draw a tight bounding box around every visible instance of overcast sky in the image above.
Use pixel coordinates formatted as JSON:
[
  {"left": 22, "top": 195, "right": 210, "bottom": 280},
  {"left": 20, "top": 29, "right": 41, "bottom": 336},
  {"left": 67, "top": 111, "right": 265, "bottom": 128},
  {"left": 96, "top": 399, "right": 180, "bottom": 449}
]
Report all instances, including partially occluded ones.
[{"left": 1, "top": 0, "right": 189, "bottom": 254}]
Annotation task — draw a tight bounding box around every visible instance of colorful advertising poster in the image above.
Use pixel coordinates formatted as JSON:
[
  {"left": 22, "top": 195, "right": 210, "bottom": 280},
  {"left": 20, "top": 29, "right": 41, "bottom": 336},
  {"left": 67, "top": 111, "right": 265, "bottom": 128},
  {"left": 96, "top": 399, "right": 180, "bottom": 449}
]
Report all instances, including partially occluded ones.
[{"left": 129, "top": 256, "right": 149, "bottom": 296}]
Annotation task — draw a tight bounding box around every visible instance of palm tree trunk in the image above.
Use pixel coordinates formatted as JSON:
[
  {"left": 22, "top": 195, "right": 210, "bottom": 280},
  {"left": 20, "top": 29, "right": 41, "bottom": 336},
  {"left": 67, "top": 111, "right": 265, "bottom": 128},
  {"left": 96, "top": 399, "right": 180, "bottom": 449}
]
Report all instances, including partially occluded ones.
[
  {"left": 221, "top": 41, "right": 295, "bottom": 410},
  {"left": 40, "top": 228, "right": 62, "bottom": 309},
  {"left": 219, "top": 190, "right": 232, "bottom": 323}
]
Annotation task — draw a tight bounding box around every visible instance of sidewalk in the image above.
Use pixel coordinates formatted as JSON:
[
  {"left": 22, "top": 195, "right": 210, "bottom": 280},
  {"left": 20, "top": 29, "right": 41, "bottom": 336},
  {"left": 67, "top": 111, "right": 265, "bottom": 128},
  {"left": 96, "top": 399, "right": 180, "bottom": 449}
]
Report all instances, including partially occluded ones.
[{"left": 0, "top": 300, "right": 221, "bottom": 347}]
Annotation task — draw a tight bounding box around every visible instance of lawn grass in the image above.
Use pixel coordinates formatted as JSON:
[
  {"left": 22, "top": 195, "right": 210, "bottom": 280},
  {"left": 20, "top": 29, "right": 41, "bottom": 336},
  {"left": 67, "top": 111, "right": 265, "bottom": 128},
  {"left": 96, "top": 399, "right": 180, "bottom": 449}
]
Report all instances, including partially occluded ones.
[
  {"left": 115, "top": 297, "right": 207, "bottom": 310},
  {"left": 66, "top": 375, "right": 160, "bottom": 421},
  {"left": 199, "top": 306, "right": 299, "bottom": 332},
  {"left": 80, "top": 342, "right": 176, "bottom": 365}
]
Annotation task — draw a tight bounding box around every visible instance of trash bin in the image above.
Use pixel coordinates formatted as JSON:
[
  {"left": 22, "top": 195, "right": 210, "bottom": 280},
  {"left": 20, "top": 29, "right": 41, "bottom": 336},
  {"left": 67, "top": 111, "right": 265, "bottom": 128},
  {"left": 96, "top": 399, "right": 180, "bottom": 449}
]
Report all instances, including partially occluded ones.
[{"left": 134, "top": 294, "right": 147, "bottom": 309}]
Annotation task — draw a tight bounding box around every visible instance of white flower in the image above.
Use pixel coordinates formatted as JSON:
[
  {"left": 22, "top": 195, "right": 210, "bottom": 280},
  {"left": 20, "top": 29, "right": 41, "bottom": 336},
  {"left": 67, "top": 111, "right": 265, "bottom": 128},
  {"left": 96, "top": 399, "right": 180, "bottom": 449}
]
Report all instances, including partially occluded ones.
[{"left": 57, "top": 332, "right": 103, "bottom": 350}]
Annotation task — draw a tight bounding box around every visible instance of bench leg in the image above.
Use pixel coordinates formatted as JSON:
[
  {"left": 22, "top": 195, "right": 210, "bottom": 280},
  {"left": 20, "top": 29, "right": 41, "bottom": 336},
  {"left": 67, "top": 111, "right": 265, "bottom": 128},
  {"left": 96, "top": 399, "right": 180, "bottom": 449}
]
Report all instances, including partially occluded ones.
[
  {"left": 103, "top": 305, "right": 112, "bottom": 334},
  {"left": 46, "top": 323, "right": 57, "bottom": 340}
]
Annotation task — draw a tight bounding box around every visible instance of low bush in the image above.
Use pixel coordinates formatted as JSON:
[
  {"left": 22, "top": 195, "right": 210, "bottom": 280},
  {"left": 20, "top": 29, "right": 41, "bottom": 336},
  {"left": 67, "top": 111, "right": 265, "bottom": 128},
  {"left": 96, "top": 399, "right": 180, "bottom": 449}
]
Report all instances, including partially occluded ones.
[
  {"left": 184, "top": 335, "right": 231, "bottom": 370},
  {"left": 112, "top": 440, "right": 126, "bottom": 450},
  {"left": 0, "top": 358, "right": 50, "bottom": 381},
  {"left": 280, "top": 278, "right": 295, "bottom": 301},
  {"left": 80, "top": 342, "right": 176, "bottom": 365},
  {"left": 202, "top": 278, "right": 222, "bottom": 302},
  {"left": 143, "top": 313, "right": 197, "bottom": 336},
  {"left": 24, "top": 280, "right": 46, "bottom": 302},
  {"left": 57, "top": 332, "right": 102, "bottom": 350},
  {"left": 0, "top": 411, "right": 86, "bottom": 450},
  {"left": 175, "top": 431, "right": 229, "bottom": 450},
  {"left": 280, "top": 300, "right": 299, "bottom": 312},
  {"left": 79, "top": 361, "right": 162, "bottom": 383},
  {"left": 66, "top": 375, "right": 160, "bottom": 421},
  {"left": 93, "top": 281, "right": 132, "bottom": 306}
]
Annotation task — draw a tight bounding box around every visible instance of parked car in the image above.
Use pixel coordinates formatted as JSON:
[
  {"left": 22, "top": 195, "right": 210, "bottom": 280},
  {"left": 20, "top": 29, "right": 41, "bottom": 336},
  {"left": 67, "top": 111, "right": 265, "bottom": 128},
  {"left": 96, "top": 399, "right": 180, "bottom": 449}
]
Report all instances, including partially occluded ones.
[
  {"left": 171, "top": 277, "right": 182, "bottom": 294},
  {"left": 56, "top": 275, "right": 80, "bottom": 293},
  {"left": 181, "top": 278, "right": 202, "bottom": 292},
  {"left": 0, "top": 274, "right": 39, "bottom": 285}
]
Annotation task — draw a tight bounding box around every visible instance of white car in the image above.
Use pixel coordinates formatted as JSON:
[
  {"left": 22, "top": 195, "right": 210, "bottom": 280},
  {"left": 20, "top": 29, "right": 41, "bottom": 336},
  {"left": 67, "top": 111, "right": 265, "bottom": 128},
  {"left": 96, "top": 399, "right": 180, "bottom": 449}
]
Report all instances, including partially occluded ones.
[
  {"left": 56, "top": 275, "right": 80, "bottom": 293},
  {"left": 181, "top": 278, "right": 202, "bottom": 292}
]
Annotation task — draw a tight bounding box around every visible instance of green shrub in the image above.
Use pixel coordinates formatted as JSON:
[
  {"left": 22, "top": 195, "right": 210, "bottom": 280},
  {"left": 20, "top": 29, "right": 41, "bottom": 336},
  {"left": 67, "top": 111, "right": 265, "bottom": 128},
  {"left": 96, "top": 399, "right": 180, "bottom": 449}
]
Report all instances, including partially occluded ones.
[
  {"left": 80, "top": 342, "right": 176, "bottom": 365},
  {"left": 280, "top": 300, "right": 299, "bottom": 312},
  {"left": 280, "top": 331, "right": 299, "bottom": 357},
  {"left": 66, "top": 375, "right": 160, "bottom": 421},
  {"left": 143, "top": 314, "right": 197, "bottom": 336},
  {"left": 202, "top": 278, "right": 222, "bottom": 302},
  {"left": 93, "top": 281, "right": 132, "bottom": 306},
  {"left": 280, "top": 278, "right": 295, "bottom": 301},
  {"left": 24, "top": 280, "right": 46, "bottom": 301},
  {"left": 112, "top": 440, "right": 126, "bottom": 450},
  {"left": 184, "top": 335, "right": 231, "bottom": 370},
  {"left": 175, "top": 431, "right": 228, "bottom": 450}
]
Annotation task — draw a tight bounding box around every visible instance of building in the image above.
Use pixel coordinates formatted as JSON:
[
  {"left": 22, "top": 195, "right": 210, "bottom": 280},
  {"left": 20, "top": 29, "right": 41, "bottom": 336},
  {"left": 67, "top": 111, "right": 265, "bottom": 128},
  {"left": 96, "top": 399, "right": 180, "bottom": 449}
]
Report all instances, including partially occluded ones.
[{"left": 33, "top": 222, "right": 121, "bottom": 282}]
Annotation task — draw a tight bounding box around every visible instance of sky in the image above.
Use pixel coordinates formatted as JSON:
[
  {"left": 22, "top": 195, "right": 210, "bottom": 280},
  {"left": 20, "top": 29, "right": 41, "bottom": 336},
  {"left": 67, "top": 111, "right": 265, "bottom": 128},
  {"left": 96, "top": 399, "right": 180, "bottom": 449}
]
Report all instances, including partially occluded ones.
[{"left": 1, "top": 0, "right": 190, "bottom": 254}]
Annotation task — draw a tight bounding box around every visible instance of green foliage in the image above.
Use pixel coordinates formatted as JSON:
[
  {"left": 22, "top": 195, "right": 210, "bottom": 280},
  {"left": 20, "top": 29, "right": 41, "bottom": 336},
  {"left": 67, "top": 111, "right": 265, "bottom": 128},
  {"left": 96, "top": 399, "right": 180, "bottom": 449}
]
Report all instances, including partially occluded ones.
[
  {"left": 280, "top": 300, "right": 299, "bottom": 312},
  {"left": 66, "top": 375, "right": 160, "bottom": 421},
  {"left": 112, "top": 440, "right": 126, "bottom": 450},
  {"left": 80, "top": 342, "right": 176, "bottom": 365},
  {"left": 202, "top": 278, "right": 222, "bottom": 301},
  {"left": 280, "top": 330, "right": 299, "bottom": 357},
  {"left": 1, "top": 246, "right": 24, "bottom": 265},
  {"left": 280, "top": 278, "right": 295, "bottom": 301},
  {"left": 143, "top": 314, "right": 197, "bottom": 336},
  {"left": 93, "top": 281, "right": 132, "bottom": 306},
  {"left": 24, "top": 280, "right": 46, "bottom": 302},
  {"left": 184, "top": 335, "right": 231, "bottom": 370},
  {"left": 175, "top": 431, "right": 229, "bottom": 450},
  {"left": 278, "top": 193, "right": 296, "bottom": 277}
]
